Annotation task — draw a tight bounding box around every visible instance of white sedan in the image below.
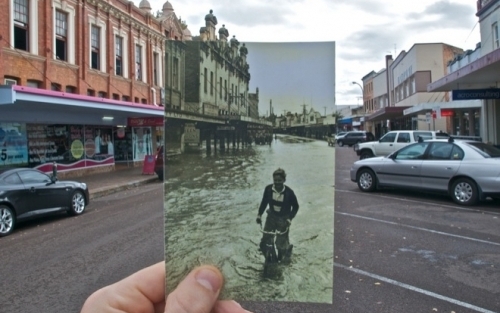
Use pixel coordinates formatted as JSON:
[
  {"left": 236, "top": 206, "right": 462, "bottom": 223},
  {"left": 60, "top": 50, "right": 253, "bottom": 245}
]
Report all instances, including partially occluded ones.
[{"left": 350, "top": 138, "right": 500, "bottom": 206}]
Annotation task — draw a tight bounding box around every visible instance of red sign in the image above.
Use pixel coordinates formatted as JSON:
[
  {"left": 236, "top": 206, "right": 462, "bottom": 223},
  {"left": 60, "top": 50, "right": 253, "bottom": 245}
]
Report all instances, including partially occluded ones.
[
  {"left": 128, "top": 117, "right": 164, "bottom": 127},
  {"left": 440, "top": 109, "right": 454, "bottom": 117},
  {"left": 142, "top": 154, "right": 156, "bottom": 175}
]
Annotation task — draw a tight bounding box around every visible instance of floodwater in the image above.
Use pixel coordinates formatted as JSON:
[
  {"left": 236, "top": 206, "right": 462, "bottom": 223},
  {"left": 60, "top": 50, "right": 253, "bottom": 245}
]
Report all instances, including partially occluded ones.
[{"left": 164, "top": 135, "right": 335, "bottom": 303}]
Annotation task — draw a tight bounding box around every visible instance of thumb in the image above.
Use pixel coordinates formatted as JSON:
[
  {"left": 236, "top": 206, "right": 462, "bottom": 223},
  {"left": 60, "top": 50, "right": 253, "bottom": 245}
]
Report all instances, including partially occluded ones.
[{"left": 165, "top": 265, "right": 223, "bottom": 313}]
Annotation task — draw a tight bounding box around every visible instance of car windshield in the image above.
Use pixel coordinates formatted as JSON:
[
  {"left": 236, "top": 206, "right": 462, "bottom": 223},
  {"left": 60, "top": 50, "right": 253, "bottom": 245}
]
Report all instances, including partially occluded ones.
[{"left": 466, "top": 142, "right": 500, "bottom": 158}]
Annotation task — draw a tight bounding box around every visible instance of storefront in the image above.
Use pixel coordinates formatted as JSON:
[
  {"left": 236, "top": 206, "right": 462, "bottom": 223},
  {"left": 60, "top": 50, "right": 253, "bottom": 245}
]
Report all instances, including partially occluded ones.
[{"left": 0, "top": 85, "right": 163, "bottom": 175}]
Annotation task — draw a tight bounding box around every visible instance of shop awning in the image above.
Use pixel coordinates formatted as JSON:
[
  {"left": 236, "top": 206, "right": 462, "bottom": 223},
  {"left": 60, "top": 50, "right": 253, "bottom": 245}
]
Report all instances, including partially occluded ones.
[
  {"left": 428, "top": 48, "right": 500, "bottom": 92},
  {"left": 403, "top": 100, "right": 482, "bottom": 116},
  {"left": 366, "top": 106, "right": 410, "bottom": 122},
  {"left": 338, "top": 117, "right": 352, "bottom": 124},
  {"left": 0, "top": 85, "right": 163, "bottom": 126}
]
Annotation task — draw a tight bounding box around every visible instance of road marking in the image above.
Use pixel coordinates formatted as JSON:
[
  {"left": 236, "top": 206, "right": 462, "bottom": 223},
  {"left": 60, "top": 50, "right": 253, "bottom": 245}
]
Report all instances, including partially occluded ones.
[
  {"left": 334, "top": 262, "right": 497, "bottom": 313},
  {"left": 336, "top": 189, "right": 500, "bottom": 216},
  {"left": 336, "top": 212, "right": 500, "bottom": 246}
]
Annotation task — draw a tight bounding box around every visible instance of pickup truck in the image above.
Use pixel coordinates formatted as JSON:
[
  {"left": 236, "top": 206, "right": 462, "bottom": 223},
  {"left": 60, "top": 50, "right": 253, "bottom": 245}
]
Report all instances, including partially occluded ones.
[{"left": 354, "top": 130, "right": 449, "bottom": 159}]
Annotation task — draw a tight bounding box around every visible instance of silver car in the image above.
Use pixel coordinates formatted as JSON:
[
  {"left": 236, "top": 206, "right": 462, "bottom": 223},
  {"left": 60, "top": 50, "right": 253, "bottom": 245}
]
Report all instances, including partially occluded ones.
[{"left": 350, "top": 138, "right": 500, "bottom": 205}]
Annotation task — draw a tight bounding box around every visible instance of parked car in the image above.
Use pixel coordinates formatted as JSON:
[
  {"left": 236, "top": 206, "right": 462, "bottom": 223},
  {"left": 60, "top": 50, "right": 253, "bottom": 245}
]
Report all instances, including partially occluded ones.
[
  {"left": 354, "top": 130, "right": 449, "bottom": 159},
  {"left": 336, "top": 131, "right": 375, "bottom": 147},
  {"left": 154, "top": 145, "right": 164, "bottom": 181},
  {"left": 350, "top": 138, "right": 500, "bottom": 206},
  {"left": 0, "top": 166, "right": 90, "bottom": 237}
]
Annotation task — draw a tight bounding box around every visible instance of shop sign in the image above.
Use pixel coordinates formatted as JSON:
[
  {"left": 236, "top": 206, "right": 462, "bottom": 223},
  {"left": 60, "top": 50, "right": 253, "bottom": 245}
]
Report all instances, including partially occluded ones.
[
  {"left": 0, "top": 122, "right": 28, "bottom": 166},
  {"left": 128, "top": 117, "right": 164, "bottom": 127},
  {"left": 217, "top": 126, "right": 235, "bottom": 130},
  {"left": 440, "top": 109, "right": 454, "bottom": 117},
  {"left": 184, "top": 123, "right": 200, "bottom": 143},
  {"left": 203, "top": 103, "right": 219, "bottom": 116},
  {"left": 452, "top": 88, "right": 500, "bottom": 100}
]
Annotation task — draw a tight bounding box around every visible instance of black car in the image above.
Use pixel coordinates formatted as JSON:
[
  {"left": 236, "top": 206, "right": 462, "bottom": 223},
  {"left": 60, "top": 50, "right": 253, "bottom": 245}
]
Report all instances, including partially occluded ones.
[
  {"left": 336, "top": 131, "right": 375, "bottom": 147},
  {"left": 0, "top": 167, "right": 90, "bottom": 237}
]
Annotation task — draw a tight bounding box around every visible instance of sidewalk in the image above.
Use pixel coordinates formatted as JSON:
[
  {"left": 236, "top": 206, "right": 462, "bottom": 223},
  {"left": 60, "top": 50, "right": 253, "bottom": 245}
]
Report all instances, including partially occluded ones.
[{"left": 78, "top": 166, "right": 161, "bottom": 200}]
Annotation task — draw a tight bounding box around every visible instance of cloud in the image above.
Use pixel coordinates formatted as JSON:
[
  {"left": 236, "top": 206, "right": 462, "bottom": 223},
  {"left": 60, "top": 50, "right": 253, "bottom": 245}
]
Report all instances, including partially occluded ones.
[
  {"left": 406, "top": 1, "right": 476, "bottom": 29},
  {"left": 325, "top": 0, "right": 389, "bottom": 15}
]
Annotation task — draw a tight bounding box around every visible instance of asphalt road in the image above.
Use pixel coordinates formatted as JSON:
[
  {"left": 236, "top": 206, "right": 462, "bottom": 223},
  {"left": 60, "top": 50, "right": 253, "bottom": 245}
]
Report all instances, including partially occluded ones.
[
  {"left": 330, "top": 145, "right": 500, "bottom": 313},
  {"left": 0, "top": 181, "right": 164, "bottom": 313},
  {"left": 1, "top": 142, "right": 499, "bottom": 313}
]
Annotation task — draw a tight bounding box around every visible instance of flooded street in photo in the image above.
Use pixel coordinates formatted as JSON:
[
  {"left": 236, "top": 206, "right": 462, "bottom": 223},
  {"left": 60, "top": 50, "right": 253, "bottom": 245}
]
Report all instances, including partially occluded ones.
[{"left": 164, "top": 135, "right": 335, "bottom": 303}]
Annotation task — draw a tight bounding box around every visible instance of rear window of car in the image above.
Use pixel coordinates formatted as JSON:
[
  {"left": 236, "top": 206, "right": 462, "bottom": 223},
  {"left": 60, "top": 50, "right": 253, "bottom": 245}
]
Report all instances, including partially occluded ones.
[
  {"left": 413, "top": 132, "right": 432, "bottom": 141},
  {"left": 466, "top": 142, "right": 500, "bottom": 158}
]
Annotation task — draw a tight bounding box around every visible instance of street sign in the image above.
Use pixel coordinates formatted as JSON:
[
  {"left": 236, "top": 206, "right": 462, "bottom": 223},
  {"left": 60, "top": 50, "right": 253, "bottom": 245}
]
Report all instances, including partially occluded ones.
[{"left": 425, "top": 112, "right": 431, "bottom": 124}]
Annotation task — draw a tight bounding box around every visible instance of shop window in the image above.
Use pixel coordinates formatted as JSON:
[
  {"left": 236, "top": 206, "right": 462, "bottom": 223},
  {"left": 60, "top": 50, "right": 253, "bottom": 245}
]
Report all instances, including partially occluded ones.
[
  {"left": 87, "top": 89, "right": 95, "bottom": 96},
  {"left": 51, "top": 83, "right": 61, "bottom": 91},
  {"left": 65, "top": 86, "right": 76, "bottom": 93}
]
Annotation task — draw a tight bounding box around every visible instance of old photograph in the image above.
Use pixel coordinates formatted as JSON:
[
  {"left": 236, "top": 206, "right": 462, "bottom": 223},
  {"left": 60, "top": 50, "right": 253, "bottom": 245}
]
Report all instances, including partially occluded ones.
[{"left": 163, "top": 36, "right": 336, "bottom": 302}]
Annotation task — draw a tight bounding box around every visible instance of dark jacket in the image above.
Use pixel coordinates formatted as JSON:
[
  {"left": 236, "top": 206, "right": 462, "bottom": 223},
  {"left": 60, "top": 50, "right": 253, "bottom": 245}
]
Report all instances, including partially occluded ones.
[{"left": 258, "top": 184, "right": 299, "bottom": 219}]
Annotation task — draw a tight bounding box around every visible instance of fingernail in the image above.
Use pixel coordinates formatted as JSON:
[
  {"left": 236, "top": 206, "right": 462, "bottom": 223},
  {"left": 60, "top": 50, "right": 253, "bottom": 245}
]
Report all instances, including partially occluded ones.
[{"left": 195, "top": 268, "right": 222, "bottom": 292}]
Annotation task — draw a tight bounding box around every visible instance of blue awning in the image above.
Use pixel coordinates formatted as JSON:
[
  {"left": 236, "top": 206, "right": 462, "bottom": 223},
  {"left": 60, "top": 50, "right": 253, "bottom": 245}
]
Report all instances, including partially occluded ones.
[{"left": 338, "top": 117, "right": 352, "bottom": 124}]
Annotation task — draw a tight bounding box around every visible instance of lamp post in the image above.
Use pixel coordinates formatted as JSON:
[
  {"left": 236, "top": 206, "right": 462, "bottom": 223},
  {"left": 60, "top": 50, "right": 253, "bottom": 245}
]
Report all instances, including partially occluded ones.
[{"left": 352, "top": 81, "right": 366, "bottom": 131}]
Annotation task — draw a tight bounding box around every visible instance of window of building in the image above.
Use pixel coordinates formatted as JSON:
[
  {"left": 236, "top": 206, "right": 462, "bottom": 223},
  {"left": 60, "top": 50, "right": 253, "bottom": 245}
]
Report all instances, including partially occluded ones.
[
  {"left": 51, "top": 83, "right": 61, "bottom": 91},
  {"left": 112, "top": 93, "right": 120, "bottom": 100},
  {"left": 224, "top": 80, "right": 227, "bottom": 100},
  {"left": 135, "top": 44, "right": 142, "bottom": 81},
  {"left": 134, "top": 97, "right": 139, "bottom": 103},
  {"left": 219, "top": 77, "right": 222, "bottom": 99},
  {"left": 26, "top": 80, "right": 40, "bottom": 88},
  {"left": 204, "top": 68, "right": 207, "bottom": 93},
  {"left": 210, "top": 71, "right": 214, "bottom": 95},
  {"left": 55, "top": 10, "right": 67, "bottom": 61},
  {"left": 173, "top": 57, "right": 179, "bottom": 89},
  {"left": 65, "top": 86, "right": 76, "bottom": 93},
  {"left": 13, "top": 0, "right": 29, "bottom": 51},
  {"left": 405, "top": 81, "right": 409, "bottom": 97},
  {"left": 91, "top": 26, "right": 100, "bottom": 70},
  {"left": 115, "top": 36, "right": 123, "bottom": 76},
  {"left": 122, "top": 95, "right": 130, "bottom": 102},
  {"left": 493, "top": 22, "right": 499, "bottom": 50},
  {"left": 141, "top": 98, "right": 147, "bottom": 104},
  {"left": 165, "top": 53, "right": 169, "bottom": 86},
  {"left": 411, "top": 77, "right": 416, "bottom": 94},
  {"left": 153, "top": 52, "right": 159, "bottom": 86},
  {"left": 97, "top": 91, "right": 106, "bottom": 98},
  {"left": 87, "top": 89, "right": 95, "bottom": 96}
]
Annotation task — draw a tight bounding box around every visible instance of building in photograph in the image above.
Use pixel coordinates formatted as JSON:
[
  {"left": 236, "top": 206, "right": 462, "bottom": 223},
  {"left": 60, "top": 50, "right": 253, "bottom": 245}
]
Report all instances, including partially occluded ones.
[
  {"left": 0, "top": 0, "right": 182, "bottom": 176},
  {"left": 427, "top": 0, "right": 500, "bottom": 145}
]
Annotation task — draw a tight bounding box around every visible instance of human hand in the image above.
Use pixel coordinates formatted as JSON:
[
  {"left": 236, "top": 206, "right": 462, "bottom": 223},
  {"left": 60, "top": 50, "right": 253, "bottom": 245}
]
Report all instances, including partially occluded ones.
[
  {"left": 256, "top": 215, "right": 262, "bottom": 224},
  {"left": 80, "top": 261, "right": 252, "bottom": 313}
]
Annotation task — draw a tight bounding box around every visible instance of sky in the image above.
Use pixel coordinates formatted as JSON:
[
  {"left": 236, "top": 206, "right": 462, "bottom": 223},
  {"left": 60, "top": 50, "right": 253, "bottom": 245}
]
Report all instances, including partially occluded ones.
[{"left": 148, "top": 0, "right": 481, "bottom": 115}]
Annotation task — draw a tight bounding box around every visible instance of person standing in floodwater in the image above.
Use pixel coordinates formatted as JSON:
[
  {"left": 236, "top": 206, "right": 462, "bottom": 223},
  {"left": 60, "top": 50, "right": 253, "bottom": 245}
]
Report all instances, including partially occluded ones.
[{"left": 256, "top": 168, "right": 299, "bottom": 262}]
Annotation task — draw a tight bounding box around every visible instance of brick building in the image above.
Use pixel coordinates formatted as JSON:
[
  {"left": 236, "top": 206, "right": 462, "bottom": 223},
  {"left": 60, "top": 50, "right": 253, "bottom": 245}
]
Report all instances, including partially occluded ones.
[{"left": 0, "top": 0, "right": 188, "bottom": 175}]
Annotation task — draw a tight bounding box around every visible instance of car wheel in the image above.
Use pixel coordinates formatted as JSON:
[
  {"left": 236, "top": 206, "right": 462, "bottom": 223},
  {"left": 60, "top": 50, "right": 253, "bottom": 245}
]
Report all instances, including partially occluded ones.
[
  {"left": 337, "top": 140, "right": 344, "bottom": 147},
  {"left": 360, "top": 151, "right": 374, "bottom": 160},
  {"left": 0, "top": 205, "right": 16, "bottom": 237},
  {"left": 357, "top": 168, "right": 377, "bottom": 192},
  {"left": 450, "top": 178, "right": 478, "bottom": 206},
  {"left": 68, "top": 190, "right": 86, "bottom": 216}
]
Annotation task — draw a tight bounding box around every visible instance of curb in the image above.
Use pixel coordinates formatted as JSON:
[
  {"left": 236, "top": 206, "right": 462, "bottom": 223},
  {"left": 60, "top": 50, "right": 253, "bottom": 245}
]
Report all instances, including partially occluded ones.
[{"left": 89, "top": 176, "right": 160, "bottom": 200}]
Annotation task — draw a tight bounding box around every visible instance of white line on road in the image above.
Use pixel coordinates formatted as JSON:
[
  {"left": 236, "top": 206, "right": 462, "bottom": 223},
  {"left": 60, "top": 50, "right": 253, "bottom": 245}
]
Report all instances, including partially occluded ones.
[
  {"left": 334, "top": 262, "right": 497, "bottom": 313},
  {"left": 336, "top": 212, "right": 500, "bottom": 246},
  {"left": 336, "top": 189, "right": 500, "bottom": 216}
]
